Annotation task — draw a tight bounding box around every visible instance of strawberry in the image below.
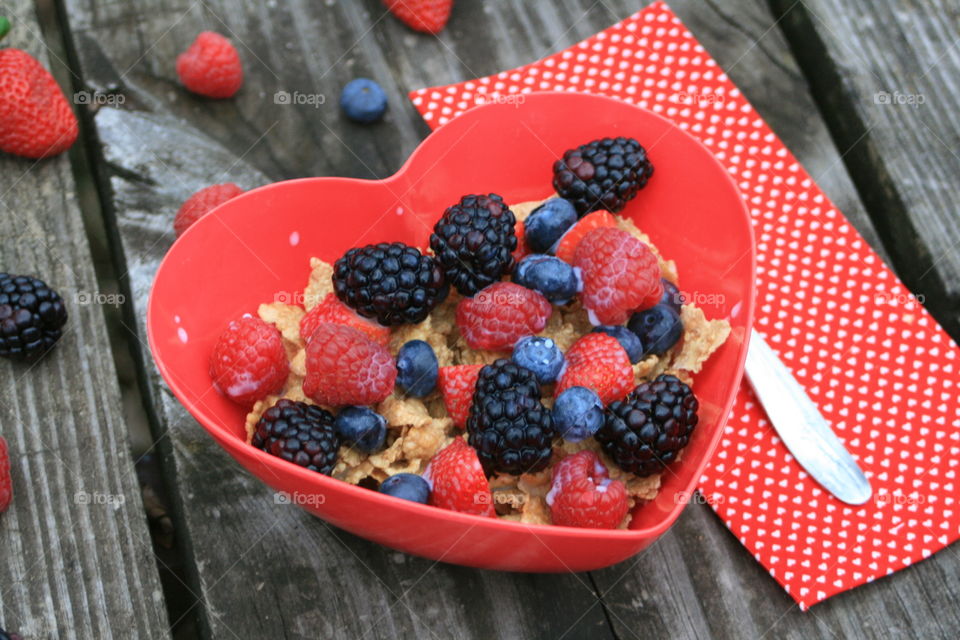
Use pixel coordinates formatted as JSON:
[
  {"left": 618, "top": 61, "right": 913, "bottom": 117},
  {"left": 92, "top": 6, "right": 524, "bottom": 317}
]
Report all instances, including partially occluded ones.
[
  {"left": 547, "top": 450, "right": 629, "bottom": 528},
  {"left": 512, "top": 222, "right": 530, "bottom": 263},
  {"left": 0, "top": 436, "right": 12, "bottom": 514},
  {"left": 424, "top": 438, "right": 495, "bottom": 516},
  {"left": 0, "top": 48, "right": 78, "bottom": 159},
  {"left": 455, "top": 282, "right": 551, "bottom": 351},
  {"left": 210, "top": 315, "right": 289, "bottom": 406},
  {"left": 553, "top": 210, "right": 616, "bottom": 263},
  {"left": 300, "top": 293, "right": 391, "bottom": 346},
  {"left": 574, "top": 226, "right": 663, "bottom": 325},
  {"left": 174, "top": 183, "right": 244, "bottom": 237},
  {"left": 437, "top": 364, "right": 482, "bottom": 429},
  {"left": 176, "top": 32, "right": 243, "bottom": 99},
  {"left": 383, "top": 0, "right": 453, "bottom": 34},
  {"left": 303, "top": 323, "right": 396, "bottom": 406},
  {"left": 555, "top": 333, "right": 633, "bottom": 405}
]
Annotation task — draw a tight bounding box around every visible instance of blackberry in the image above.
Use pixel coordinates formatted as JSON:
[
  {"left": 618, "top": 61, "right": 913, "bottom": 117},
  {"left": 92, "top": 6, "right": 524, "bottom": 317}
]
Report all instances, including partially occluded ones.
[
  {"left": 333, "top": 242, "right": 448, "bottom": 326},
  {"left": 596, "top": 374, "right": 698, "bottom": 476},
  {"left": 429, "top": 193, "right": 517, "bottom": 296},
  {"left": 0, "top": 273, "right": 68, "bottom": 360},
  {"left": 467, "top": 359, "right": 554, "bottom": 476},
  {"left": 552, "top": 137, "right": 654, "bottom": 217},
  {"left": 252, "top": 399, "right": 341, "bottom": 475}
]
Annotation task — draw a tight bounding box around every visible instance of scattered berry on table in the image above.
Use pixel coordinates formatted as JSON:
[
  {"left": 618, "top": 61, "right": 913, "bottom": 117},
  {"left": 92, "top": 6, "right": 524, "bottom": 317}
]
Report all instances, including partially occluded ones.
[
  {"left": 552, "top": 386, "right": 605, "bottom": 443},
  {"left": 0, "top": 273, "right": 68, "bottom": 360},
  {"left": 552, "top": 136, "right": 654, "bottom": 217},
  {"left": 467, "top": 359, "right": 555, "bottom": 476},
  {"left": 554, "top": 333, "right": 633, "bottom": 405},
  {"left": 660, "top": 278, "right": 684, "bottom": 313},
  {"left": 252, "top": 399, "right": 340, "bottom": 475},
  {"left": 591, "top": 325, "right": 644, "bottom": 364},
  {"left": 524, "top": 198, "right": 578, "bottom": 253},
  {"left": 383, "top": 0, "right": 453, "bottom": 33},
  {"left": 512, "top": 336, "right": 565, "bottom": 384},
  {"left": 0, "top": 627, "right": 22, "bottom": 640},
  {"left": 300, "top": 292, "right": 390, "bottom": 346},
  {"left": 574, "top": 226, "right": 663, "bottom": 325},
  {"left": 175, "top": 31, "right": 243, "bottom": 99},
  {"left": 430, "top": 193, "right": 517, "bottom": 296},
  {"left": 553, "top": 210, "right": 616, "bottom": 264},
  {"left": 513, "top": 254, "right": 581, "bottom": 305},
  {"left": 379, "top": 473, "right": 431, "bottom": 504},
  {"left": 340, "top": 78, "right": 388, "bottom": 123},
  {"left": 546, "top": 450, "right": 629, "bottom": 529},
  {"left": 173, "top": 183, "right": 244, "bottom": 237},
  {"left": 456, "top": 282, "right": 551, "bottom": 351},
  {"left": 424, "top": 438, "right": 496, "bottom": 516},
  {"left": 334, "top": 406, "right": 388, "bottom": 453},
  {"left": 0, "top": 437, "right": 12, "bottom": 514},
  {"left": 596, "top": 374, "right": 699, "bottom": 476},
  {"left": 395, "top": 339, "right": 439, "bottom": 397},
  {"left": 0, "top": 48, "right": 78, "bottom": 159},
  {"left": 303, "top": 323, "right": 396, "bottom": 406},
  {"left": 333, "top": 242, "right": 448, "bottom": 326},
  {"left": 627, "top": 304, "right": 683, "bottom": 357},
  {"left": 437, "top": 364, "right": 483, "bottom": 429}
]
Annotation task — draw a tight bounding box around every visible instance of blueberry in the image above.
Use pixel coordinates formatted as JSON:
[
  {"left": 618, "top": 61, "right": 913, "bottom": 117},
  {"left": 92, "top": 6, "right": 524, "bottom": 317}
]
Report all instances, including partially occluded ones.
[
  {"left": 380, "top": 473, "right": 431, "bottom": 504},
  {"left": 340, "top": 78, "right": 387, "bottom": 123},
  {"left": 512, "top": 336, "right": 565, "bottom": 384},
  {"left": 552, "top": 386, "right": 605, "bottom": 443},
  {"left": 524, "top": 198, "right": 578, "bottom": 253},
  {"left": 660, "top": 279, "right": 684, "bottom": 313},
  {"left": 396, "top": 339, "right": 439, "bottom": 397},
  {"left": 513, "top": 255, "right": 581, "bottom": 304},
  {"left": 591, "top": 325, "right": 644, "bottom": 363},
  {"left": 627, "top": 304, "right": 683, "bottom": 357},
  {"left": 334, "top": 406, "right": 387, "bottom": 453}
]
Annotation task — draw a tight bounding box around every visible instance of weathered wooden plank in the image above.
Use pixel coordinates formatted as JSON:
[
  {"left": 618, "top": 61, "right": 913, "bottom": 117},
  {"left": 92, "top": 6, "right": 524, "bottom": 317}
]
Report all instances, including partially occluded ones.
[
  {"left": 593, "top": 1, "right": 960, "bottom": 638},
  {"left": 0, "top": 1, "right": 169, "bottom": 638},
  {"left": 57, "top": 0, "right": 636, "bottom": 638},
  {"left": 769, "top": 0, "right": 960, "bottom": 339}
]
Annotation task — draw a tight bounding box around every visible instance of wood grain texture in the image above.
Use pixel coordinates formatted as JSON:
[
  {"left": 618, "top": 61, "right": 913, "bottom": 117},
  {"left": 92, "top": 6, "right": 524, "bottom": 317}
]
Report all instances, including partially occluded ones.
[
  {"left": 594, "top": 2, "right": 960, "bottom": 639},
  {"left": 0, "top": 1, "right": 169, "bottom": 638},
  {"left": 769, "top": 0, "right": 960, "bottom": 339}
]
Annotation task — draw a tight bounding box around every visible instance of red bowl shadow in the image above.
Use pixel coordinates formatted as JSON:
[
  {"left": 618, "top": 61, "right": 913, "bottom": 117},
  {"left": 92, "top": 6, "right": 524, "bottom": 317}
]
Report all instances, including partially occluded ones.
[{"left": 147, "top": 92, "right": 755, "bottom": 572}]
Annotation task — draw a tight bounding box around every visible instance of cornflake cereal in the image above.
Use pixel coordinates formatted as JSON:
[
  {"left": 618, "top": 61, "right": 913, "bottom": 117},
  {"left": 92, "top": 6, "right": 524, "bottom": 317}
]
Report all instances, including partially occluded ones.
[{"left": 245, "top": 197, "right": 731, "bottom": 527}]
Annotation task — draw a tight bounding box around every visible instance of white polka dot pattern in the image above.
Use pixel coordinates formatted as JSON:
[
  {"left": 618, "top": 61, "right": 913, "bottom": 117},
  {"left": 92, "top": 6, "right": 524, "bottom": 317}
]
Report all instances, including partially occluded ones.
[{"left": 409, "top": 1, "right": 960, "bottom": 611}]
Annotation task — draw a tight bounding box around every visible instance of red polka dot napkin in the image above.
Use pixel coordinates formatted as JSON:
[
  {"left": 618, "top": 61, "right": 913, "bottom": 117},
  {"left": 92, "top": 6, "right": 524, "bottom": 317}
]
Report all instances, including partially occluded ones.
[{"left": 409, "top": 0, "right": 960, "bottom": 610}]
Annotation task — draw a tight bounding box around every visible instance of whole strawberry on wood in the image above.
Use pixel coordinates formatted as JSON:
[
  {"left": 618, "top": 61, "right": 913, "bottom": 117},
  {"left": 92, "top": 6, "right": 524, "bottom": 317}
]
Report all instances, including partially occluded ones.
[
  {"left": 383, "top": 0, "right": 452, "bottom": 34},
  {"left": 0, "top": 17, "right": 79, "bottom": 159}
]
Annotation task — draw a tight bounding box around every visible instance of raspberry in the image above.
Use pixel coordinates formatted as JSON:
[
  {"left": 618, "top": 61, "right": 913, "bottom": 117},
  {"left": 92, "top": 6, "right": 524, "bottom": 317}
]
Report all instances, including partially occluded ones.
[
  {"left": 552, "top": 136, "right": 654, "bottom": 216},
  {"left": 251, "top": 399, "right": 340, "bottom": 475},
  {"left": 455, "top": 282, "right": 551, "bottom": 351},
  {"left": 0, "top": 48, "right": 78, "bottom": 159},
  {"left": 383, "top": 0, "right": 453, "bottom": 33},
  {"left": 209, "top": 315, "right": 289, "bottom": 406},
  {"left": 555, "top": 333, "right": 633, "bottom": 405},
  {"left": 333, "top": 242, "right": 448, "bottom": 326},
  {"left": 597, "top": 374, "right": 699, "bottom": 476},
  {"left": 438, "top": 364, "right": 483, "bottom": 429},
  {"left": 424, "top": 439, "right": 495, "bottom": 517},
  {"left": 300, "top": 293, "right": 390, "bottom": 346},
  {"left": 0, "top": 437, "right": 12, "bottom": 514},
  {"left": 303, "top": 323, "right": 396, "bottom": 406},
  {"left": 176, "top": 32, "right": 243, "bottom": 99},
  {"left": 0, "top": 273, "right": 68, "bottom": 360},
  {"left": 174, "top": 183, "right": 244, "bottom": 237},
  {"left": 547, "top": 451, "right": 629, "bottom": 529},
  {"left": 553, "top": 211, "right": 616, "bottom": 263},
  {"left": 430, "top": 194, "right": 517, "bottom": 296},
  {"left": 574, "top": 227, "right": 663, "bottom": 325}
]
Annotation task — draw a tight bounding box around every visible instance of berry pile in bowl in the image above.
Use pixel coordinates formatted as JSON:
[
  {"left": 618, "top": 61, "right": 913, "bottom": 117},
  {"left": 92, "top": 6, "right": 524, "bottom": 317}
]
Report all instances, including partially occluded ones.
[{"left": 148, "top": 92, "right": 755, "bottom": 571}]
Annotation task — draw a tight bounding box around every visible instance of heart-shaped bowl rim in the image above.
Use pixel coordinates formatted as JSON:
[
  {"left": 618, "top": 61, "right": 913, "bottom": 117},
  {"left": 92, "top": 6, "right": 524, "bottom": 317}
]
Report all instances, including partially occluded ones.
[{"left": 148, "top": 92, "right": 755, "bottom": 569}]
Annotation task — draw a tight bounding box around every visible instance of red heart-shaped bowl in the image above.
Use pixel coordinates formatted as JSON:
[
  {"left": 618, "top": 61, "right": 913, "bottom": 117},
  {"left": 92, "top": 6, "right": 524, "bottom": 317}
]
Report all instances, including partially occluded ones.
[{"left": 148, "top": 92, "right": 754, "bottom": 571}]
